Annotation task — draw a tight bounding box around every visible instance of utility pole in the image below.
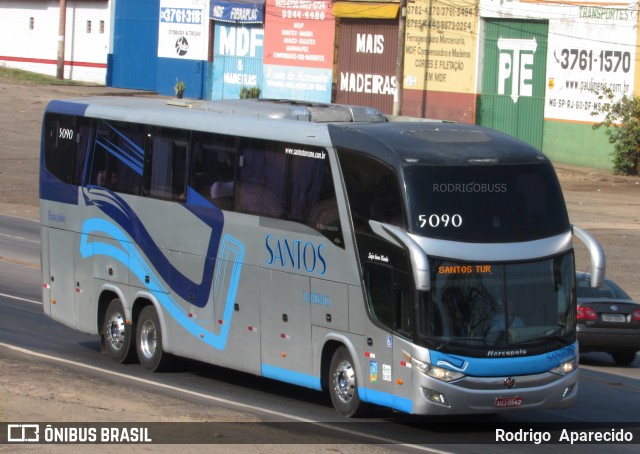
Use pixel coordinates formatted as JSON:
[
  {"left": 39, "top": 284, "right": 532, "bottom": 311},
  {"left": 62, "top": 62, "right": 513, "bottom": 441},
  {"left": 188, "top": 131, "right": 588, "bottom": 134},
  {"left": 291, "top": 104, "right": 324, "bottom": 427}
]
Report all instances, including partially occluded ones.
[
  {"left": 393, "top": 0, "right": 407, "bottom": 116},
  {"left": 56, "top": 0, "right": 67, "bottom": 79}
]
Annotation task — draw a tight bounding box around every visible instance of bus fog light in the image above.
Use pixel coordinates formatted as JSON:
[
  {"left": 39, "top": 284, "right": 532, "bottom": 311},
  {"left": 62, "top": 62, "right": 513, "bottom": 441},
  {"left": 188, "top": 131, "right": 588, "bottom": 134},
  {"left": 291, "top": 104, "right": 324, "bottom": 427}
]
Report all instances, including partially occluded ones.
[
  {"left": 423, "top": 388, "right": 449, "bottom": 406},
  {"left": 411, "top": 357, "right": 464, "bottom": 382},
  {"left": 549, "top": 358, "right": 578, "bottom": 376}
]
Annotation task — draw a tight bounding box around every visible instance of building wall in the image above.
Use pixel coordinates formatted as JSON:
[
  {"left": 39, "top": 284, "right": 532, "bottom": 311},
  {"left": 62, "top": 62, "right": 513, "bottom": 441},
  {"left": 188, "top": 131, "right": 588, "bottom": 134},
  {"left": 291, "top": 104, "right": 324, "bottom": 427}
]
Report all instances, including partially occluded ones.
[
  {"left": 0, "top": 0, "right": 109, "bottom": 84},
  {"left": 2, "top": 0, "right": 638, "bottom": 170},
  {"left": 402, "top": 0, "right": 479, "bottom": 123},
  {"left": 479, "top": 0, "right": 638, "bottom": 170},
  {"left": 109, "top": 0, "right": 158, "bottom": 91}
]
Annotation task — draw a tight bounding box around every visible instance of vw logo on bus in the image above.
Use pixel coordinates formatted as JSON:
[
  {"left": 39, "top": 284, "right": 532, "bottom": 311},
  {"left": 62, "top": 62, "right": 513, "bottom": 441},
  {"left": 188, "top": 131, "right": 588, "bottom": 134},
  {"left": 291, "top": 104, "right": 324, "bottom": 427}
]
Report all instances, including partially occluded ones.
[{"left": 504, "top": 377, "right": 517, "bottom": 389}]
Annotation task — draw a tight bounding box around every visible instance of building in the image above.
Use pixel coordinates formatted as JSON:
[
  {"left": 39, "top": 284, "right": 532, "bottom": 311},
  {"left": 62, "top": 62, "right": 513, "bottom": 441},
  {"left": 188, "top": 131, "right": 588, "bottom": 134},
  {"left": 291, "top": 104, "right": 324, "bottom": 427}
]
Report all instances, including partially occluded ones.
[{"left": 2, "top": 0, "right": 637, "bottom": 169}]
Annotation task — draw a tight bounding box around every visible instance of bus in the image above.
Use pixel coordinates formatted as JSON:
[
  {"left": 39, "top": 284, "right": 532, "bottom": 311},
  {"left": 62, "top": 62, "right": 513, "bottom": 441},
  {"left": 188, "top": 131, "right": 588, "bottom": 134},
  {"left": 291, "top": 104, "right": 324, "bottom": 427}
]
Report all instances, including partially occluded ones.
[{"left": 40, "top": 97, "right": 605, "bottom": 416}]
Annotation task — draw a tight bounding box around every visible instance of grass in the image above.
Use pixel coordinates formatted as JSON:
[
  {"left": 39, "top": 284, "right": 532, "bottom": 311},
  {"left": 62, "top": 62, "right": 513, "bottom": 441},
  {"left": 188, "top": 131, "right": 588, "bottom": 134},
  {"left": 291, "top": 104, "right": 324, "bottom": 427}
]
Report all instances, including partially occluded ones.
[{"left": 0, "top": 66, "right": 93, "bottom": 86}]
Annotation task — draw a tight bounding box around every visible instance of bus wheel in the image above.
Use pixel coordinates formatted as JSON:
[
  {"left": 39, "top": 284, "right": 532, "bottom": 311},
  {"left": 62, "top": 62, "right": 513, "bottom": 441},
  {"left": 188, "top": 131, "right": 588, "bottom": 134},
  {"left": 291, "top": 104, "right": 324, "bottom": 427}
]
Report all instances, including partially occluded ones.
[
  {"left": 136, "top": 305, "right": 173, "bottom": 372},
  {"left": 329, "top": 346, "right": 363, "bottom": 417},
  {"left": 103, "top": 298, "right": 136, "bottom": 363}
]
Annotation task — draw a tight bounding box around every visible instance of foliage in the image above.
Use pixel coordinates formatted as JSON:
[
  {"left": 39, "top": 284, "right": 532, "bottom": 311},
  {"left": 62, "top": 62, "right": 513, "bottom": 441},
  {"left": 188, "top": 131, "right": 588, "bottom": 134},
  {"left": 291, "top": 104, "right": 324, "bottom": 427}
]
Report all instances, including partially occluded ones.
[
  {"left": 592, "top": 87, "right": 640, "bottom": 175},
  {"left": 239, "top": 85, "right": 261, "bottom": 99},
  {"left": 174, "top": 80, "right": 186, "bottom": 98},
  {"left": 0, "top": 66, "right": 86, "bottom": 86}
]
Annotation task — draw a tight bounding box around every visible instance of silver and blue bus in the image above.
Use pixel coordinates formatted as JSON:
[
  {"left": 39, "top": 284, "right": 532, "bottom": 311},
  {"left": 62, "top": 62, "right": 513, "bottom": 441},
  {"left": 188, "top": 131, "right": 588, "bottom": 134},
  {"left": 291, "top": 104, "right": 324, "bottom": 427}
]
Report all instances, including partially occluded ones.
[{"left": 40, "top": 97, "right": 605, "bottom": 416}]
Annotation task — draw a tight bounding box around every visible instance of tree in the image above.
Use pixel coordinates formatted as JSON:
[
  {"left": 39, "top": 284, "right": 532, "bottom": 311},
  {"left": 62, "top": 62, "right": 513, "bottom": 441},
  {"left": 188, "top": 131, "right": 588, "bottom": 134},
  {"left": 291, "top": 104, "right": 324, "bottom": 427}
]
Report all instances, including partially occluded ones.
[{"left": 592, "top": 88, "right": 640, "bottom": 176}]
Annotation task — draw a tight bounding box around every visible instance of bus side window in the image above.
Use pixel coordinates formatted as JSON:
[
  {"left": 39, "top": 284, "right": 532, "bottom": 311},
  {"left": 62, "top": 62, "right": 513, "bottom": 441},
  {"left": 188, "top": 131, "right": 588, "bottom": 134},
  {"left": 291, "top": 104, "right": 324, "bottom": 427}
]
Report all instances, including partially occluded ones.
[
  {"left": 190, "top": 132, "right": 237, "bottom": 210},
  {"left": 90, "top": 120, "right": 144, "bottom": 194},
  {"left": 337, "top": 149, "right": 405, "bottom": 232},
  {"left": 144, "top": 126, "right": 189, "bottom": 200},
  {"left": 364, "top": 263, "right": 393, "bottom": 329},
  {"left": 364, "top": 263, "right": 413, "bottom": 337},
  {"left": 237, "top": 139, "right": 285, "bottom": 217},
  {"left": 44, "top": 113, "right": 76, "bottom": 184},
  {"left": 286, "top": 148, "right": 343, "bottom": 246},
  {"left": 73, "top": 118, "right": 94, "bottom": 186}
]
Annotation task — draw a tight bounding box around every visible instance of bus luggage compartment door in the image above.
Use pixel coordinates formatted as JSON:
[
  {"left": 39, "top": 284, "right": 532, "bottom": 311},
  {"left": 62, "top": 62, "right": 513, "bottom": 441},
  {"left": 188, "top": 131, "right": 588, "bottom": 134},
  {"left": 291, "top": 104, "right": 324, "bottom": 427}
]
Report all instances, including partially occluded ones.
[
  {"left": 260, "top": 270, "right": 315, "bottom": 388},
  {"left": 47, "top": 228, "right": 78, "bottom": 328}
]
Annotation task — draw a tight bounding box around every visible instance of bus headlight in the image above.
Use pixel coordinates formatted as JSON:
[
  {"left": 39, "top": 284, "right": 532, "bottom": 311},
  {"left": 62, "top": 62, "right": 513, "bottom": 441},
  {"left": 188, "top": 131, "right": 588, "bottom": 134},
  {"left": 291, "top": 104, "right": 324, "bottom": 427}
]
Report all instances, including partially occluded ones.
[
  {"left": 411, "top": 357, "right": 465, "bottom": 382},
  {"left": 549, "top": 358, "right": 578, "bottom": 376}
]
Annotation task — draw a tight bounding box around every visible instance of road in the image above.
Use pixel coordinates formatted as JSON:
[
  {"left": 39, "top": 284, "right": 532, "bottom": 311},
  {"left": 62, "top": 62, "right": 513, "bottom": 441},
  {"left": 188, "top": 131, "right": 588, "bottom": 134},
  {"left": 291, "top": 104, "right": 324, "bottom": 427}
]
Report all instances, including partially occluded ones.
[{"left": 0, "top": 212, "right": 638, "bottom": 453}]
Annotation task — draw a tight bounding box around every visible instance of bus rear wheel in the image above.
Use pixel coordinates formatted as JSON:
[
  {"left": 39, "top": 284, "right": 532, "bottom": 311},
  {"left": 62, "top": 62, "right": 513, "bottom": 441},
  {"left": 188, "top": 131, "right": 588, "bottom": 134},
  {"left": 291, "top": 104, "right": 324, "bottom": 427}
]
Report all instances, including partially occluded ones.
[
  {"left": 103, "top": 298, "right": 136, "bottom": 363},
  {"left": 136, "top": 305, "right": 173, "bottom": 372},
  {"left": 329, "top": 346, "right": 363, "bottom": 417}
]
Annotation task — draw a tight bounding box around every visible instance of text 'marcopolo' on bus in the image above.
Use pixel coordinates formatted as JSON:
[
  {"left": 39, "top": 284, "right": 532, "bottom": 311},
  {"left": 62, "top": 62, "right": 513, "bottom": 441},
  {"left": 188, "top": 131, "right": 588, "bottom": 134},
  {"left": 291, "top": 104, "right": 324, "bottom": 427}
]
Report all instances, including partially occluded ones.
[{"left": 40, "top": 97, "right": 605, "bottom": 417}]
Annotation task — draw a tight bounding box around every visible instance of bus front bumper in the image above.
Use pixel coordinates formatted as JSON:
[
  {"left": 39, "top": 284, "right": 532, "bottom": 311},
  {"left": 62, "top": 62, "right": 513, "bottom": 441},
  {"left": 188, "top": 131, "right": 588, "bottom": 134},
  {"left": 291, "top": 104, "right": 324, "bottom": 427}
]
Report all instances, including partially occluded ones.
[{"left": 410, "top": 369, "right": 578, "bottom": 415}]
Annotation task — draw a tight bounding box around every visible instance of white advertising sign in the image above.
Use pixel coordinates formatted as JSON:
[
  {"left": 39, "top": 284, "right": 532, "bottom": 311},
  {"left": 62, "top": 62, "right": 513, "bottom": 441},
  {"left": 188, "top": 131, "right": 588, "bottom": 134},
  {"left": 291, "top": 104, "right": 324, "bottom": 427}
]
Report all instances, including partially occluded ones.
[
  {"left": 158, "top": 0, "right": 208, "bottom": 60},
  {"left": 545, "top": 5, "right": 636, "bottom": 122}
]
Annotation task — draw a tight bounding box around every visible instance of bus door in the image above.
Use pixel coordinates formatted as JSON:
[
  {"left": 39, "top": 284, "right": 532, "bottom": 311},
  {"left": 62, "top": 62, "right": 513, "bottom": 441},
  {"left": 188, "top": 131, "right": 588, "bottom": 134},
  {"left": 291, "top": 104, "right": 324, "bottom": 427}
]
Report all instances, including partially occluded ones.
[{"left": 361, "top": 241, "right": 415, "bottom": 411}]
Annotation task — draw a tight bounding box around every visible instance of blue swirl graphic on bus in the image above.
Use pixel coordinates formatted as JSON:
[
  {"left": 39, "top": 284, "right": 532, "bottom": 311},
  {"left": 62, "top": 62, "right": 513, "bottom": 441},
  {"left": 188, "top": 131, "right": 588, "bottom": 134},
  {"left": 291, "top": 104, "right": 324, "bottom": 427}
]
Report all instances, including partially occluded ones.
[
  {"left": 79, "top": 217, "right": 244, "bottom": 350},
  {"left": 82, "top": 187, "right": 224, "bottom": 308}
]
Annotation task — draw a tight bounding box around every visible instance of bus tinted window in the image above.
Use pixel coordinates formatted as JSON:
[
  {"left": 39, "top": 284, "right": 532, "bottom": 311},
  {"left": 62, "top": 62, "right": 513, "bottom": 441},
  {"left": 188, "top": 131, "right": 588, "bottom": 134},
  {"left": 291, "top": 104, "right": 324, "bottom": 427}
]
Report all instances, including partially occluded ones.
[
  {"left": 191, "top": 132, "right": 237, "bottom": 210},
  {"left": 337, "top": 149, "right": 405, "bottom": 231},
  {"left": 405, "top": 163, "right": 570, "bottom": 243},
  {"left": 73, "top": 118, "right": 94, "bottom": 186},
  {"left": 286, "top": 148, "right": 341, "bottom": 240},
  {"left": 91, "top": 120, "right": 144, "bottom": 194},
  {"left": 237, "top": 139, "right": 286, "bottom": 217},
  {"left": 144, "top": 127, "right": 189, "bottom": 200},
  {"left": 44, "top": 113, "right": 75, "bottom": 184}
]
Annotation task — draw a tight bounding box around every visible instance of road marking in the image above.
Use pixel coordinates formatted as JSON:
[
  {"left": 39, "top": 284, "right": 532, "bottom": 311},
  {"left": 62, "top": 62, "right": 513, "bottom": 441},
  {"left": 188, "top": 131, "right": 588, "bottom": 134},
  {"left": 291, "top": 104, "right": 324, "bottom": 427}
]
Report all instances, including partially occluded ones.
[
  {"left": 0, "top": 292, "right": 41, "bottom": 305},
  {"left": 0, "top": 255, "right": 40, "bottom": 270},
  {"left": 0, "top": 342, "right": 453, "bottom": 453},
  {"left": 0, "top": 232, "right": 40, "bottom": 244}
]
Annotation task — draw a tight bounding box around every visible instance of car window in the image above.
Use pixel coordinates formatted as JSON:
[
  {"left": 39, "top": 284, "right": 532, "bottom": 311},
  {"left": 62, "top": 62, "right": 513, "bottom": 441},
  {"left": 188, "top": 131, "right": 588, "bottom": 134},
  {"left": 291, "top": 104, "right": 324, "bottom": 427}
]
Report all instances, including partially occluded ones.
[{"left": 577, "top": 279, "right": 632, "bottom": 300}]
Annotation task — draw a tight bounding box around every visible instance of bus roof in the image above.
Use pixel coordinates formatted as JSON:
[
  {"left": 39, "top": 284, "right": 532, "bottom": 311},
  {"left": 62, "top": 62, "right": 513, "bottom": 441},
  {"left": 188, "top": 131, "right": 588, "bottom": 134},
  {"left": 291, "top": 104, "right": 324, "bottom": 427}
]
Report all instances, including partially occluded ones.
[
  {"left": 328, "top": 121, "right": 550, "bottom": 167},
  {"left": 46, "top": 97, "right": 549, "bottom": 168}
]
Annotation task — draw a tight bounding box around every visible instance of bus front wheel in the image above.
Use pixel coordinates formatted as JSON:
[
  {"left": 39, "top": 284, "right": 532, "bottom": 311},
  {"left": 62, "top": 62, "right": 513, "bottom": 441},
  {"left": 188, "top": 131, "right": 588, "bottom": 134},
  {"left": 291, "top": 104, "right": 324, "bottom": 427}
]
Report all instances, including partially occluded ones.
[
  {"left": 136, "top": 305, "right": 173, "bottom": 372},
  {"left": 103, "top": 298, "right": 136, "bottom": 363},
  {"left": 329, "top": 346, "right": 363, "bottom": 417}
]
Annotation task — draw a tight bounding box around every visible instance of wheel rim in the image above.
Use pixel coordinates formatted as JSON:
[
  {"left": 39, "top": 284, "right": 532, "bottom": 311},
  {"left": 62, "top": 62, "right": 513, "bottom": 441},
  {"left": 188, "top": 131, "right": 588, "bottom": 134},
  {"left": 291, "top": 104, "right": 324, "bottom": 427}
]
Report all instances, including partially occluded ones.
[
  {"left": 106, "top": 312, "right": 126, "bottom": 351},
  {"left": 333, "top": 359, "right": 356, "bottom": 404},
  {"left": 139, "top": 319, "right": 157, "bottom": 360}
]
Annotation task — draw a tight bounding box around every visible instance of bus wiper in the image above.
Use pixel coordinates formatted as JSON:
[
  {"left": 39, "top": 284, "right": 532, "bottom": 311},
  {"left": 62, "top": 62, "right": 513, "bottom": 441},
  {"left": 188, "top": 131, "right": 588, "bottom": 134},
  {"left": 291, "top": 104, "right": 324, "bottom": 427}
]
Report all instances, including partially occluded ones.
[
  {"left": 513, "top": 333, "right": 569, "bottom": 346},
  {"left": 430, "top": 337, "right": 488, "bottom": 350}
]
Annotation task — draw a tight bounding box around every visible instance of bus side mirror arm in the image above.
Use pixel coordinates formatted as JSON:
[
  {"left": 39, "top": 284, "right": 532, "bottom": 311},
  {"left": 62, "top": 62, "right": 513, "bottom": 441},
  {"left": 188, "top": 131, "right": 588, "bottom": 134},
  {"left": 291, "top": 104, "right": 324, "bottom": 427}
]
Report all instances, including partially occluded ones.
[
  {"left": 369, "top": 221, "right": 430, "bottom": 291},
  {"left": 572, "top": 225, "right": 606, "bottom": 288}
]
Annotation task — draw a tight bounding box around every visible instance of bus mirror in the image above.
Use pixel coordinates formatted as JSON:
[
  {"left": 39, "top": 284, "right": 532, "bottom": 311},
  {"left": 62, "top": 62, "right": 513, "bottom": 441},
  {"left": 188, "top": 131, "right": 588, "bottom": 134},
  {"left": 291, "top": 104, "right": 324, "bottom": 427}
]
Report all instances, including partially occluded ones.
[
  {"left": 369, "top": 221, "right": 430, "bottom": 291},
  {"left": 572, "top": 225, "right": 606, "bottom": 288}
]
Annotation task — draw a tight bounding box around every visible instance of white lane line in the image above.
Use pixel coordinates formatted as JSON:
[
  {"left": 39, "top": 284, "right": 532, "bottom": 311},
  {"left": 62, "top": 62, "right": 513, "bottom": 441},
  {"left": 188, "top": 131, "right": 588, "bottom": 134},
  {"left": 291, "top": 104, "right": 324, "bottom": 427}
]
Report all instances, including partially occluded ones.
[
  {"left": 0, "top": 232, "right": 40, "bottom": 244},
  {"left": 0, "top": 342, "right": 453, "bottom": 453},
  {"left": 0, "top": 292, "right": 42, "bottom": 305}
]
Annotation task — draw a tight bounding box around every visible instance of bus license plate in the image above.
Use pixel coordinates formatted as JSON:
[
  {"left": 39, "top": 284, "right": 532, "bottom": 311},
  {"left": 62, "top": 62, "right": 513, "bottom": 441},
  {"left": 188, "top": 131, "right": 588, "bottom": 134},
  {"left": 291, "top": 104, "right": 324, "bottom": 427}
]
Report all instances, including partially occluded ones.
[
  {"left": 495, "top": 396, "right": 523, "bottom": 408},
  {"left": 602, "top": 313, "right": 626, "bottom": 323}
]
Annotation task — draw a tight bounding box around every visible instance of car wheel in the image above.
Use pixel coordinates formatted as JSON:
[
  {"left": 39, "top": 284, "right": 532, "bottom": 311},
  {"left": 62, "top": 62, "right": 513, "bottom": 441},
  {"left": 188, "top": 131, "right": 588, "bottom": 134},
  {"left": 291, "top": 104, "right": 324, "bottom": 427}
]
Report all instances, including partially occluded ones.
[{"left": 611, "top": 351, "right": 636, "bottom": 366}]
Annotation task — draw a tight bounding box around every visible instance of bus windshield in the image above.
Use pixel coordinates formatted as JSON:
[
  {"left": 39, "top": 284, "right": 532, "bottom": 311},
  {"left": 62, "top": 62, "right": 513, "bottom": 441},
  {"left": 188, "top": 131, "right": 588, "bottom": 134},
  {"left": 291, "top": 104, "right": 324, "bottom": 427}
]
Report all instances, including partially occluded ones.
[
  {"left": 419, "top": 252, "right": 576, "bottom": 353},
  {"left": 404, "top": 163, "right": 569, "bottom": 243}
]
